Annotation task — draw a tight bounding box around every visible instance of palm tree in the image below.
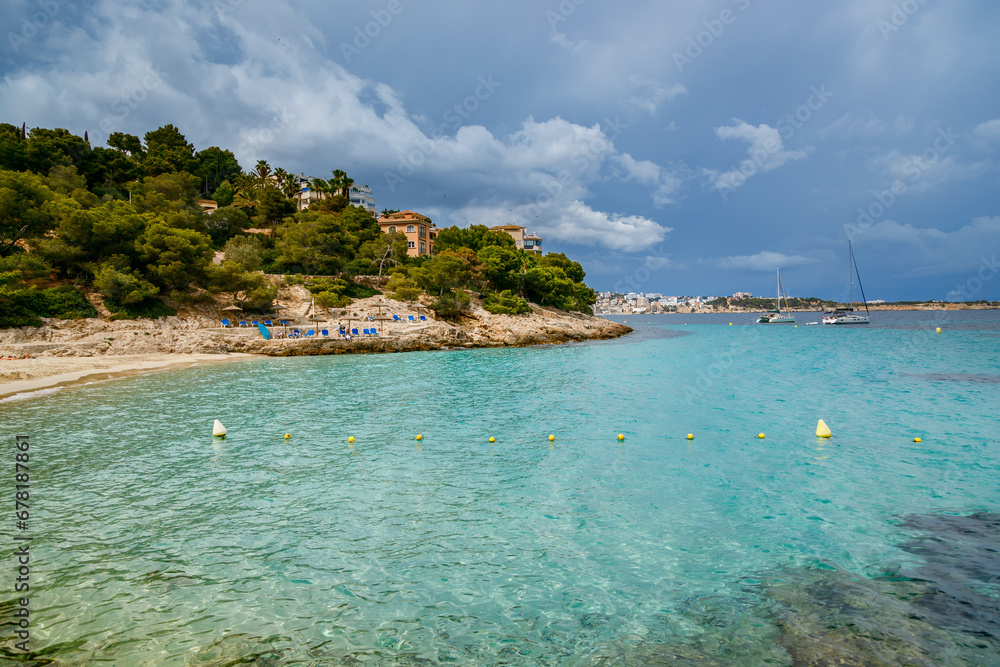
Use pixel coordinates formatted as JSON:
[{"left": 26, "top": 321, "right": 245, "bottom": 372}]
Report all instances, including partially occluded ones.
[
  {"left": 310, "top": 177, "right": 328, "bottom": 207},
  {"left": 330, "top": 169, "right": 346, "bottom": 197},
  {"left": 254, "top": 160, "right": 272, "bottom": 188},
  {"left": 281, "top": 173, "right": 302, "bottom": 207},
  {"left": 230, "top": 172, "right": 258, "bottom": 211},
  {"left": 342, "top": 174, "right": 355, "bottom": 200}
]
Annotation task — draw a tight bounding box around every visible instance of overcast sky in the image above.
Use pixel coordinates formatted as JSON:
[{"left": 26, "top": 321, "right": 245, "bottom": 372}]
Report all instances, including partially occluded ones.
[{"left": 2, "top": 0, "right": 998, "bottom": 300}]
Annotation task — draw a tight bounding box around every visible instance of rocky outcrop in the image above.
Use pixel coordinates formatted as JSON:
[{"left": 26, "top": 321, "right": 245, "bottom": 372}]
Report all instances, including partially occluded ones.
[{"left": 0, "top": 294, "right": 631, "bottom": 359}]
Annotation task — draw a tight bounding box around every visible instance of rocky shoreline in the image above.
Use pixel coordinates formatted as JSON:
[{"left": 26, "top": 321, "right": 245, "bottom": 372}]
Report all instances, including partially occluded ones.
[{"left": 0, "top": 293, "right": 631, "bottom": 396}]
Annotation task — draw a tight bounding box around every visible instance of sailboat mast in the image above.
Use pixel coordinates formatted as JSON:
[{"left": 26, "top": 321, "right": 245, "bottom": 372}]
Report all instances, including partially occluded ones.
[
  {"left": 852, "top": 244, "right": 870, "bottom": 315},
  {"left": 848, "top": 241, "right": 855, "bottom": 306}
]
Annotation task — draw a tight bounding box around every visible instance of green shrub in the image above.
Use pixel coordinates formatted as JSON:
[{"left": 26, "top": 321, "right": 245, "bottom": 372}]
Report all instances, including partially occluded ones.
[
  {"left": 483, "top": 290, "right": 530, "bottom": 315},
  {"left": 105, "top": 297, "right": 177, "bottom": 320},
  {"left": 0, "top": 286, "right": 96, "bottom": 328},
  {"left": 431, "top": 290, "right": 471, "bottom": 320}
]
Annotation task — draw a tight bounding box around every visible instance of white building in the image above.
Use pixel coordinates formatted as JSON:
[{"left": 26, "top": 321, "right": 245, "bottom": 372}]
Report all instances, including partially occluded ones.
[{"left": 348, "top": 184, "right": 378, "bottom": 215}]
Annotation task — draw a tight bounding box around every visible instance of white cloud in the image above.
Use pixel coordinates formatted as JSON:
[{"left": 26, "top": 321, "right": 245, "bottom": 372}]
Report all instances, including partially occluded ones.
[
  {"left": 624, "top": 76, "right": 686, "bottom": 115},
  {"left": 714, "top": 251, "right": 818, "bottom": 271},
  {"left": 820, "top": 111, "right": 915, "bottom": 138},
  {"left": 973, "top": 118, "right": 1000, "bottom": 145},
  {"left": 0, "top": 0, "right": 682, "bottom": 253},
  {"left": 871, "top": 150, "right": 990, "bottom": 193},
  {"left": 548, "top": 201, "right": 671, "bottom": 252},
  {"left": 706, "top": 120, "right": 810, "bottom": 193}
]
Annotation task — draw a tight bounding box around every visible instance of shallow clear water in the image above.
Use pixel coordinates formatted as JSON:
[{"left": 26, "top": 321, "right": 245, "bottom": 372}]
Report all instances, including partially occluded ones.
[{"left": 2, "top": 311, "right": 999, "bottom": 665}]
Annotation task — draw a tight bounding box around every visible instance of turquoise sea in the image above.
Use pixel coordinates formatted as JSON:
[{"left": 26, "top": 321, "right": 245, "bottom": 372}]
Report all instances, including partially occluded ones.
[{"left": 2, "top": 310, "right": 999, "bottom": 665}]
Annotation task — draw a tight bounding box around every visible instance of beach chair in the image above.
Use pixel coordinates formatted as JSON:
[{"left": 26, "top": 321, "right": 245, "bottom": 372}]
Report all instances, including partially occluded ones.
[
  {"left": 371, "top": 328, "right": 379, "bottom": 336},
  {"left": 351, "top": 328, "right": 360, "bottom": 336},
  {"left": 408, "top": 315, "right": 416, "bottom": 323},
  {"left": 291, "top": 328, "right": 301, "bottom": 338},
  {"left": 305, "top": 330, "right": 315, "bottom": 337},
  {"left": 221, "top": 318, "right": 232, "bottom": 328},
  {"left": 251, "top": 320, "right": 260, "bottom": 326},
  {"left": 321, "top": 329, "right": 329, "bottom": 337},
  {"left": 238, "top": 320, "right": 248, "bottom": 327},
  {"left": 420, "top": 315, "right": 427, "bottom": 321},
  {"left": 362, "top": 328, "right": 370, "bottom": 335},
  {"left": 393, "top": 314, "right": 401, "bottom": 322},
  {"left": 264, "top": 320, "right": 273, "bottom": 326}
]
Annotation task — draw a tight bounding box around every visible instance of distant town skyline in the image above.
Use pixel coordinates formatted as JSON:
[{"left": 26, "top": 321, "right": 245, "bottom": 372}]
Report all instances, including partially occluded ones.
[{"left": 1, "top": 1, "right": 997, "bottom": 300}]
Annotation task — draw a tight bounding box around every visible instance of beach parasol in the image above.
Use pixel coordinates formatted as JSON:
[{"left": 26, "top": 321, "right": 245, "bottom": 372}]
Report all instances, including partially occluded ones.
[
  {"left": 372, "top": 314, "right": 393, "bottom": 332},
  {"left": 221, "top": 305, "right": 243, "bottom": 312}
]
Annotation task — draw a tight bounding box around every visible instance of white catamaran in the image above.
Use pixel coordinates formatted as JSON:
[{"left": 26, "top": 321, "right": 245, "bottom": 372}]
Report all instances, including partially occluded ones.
[
  {"left": 758, "top": 267, "right": 795, "bottom": 324},
  {"left": 823, "top": 242, "right": 870, "bottom": 325}
]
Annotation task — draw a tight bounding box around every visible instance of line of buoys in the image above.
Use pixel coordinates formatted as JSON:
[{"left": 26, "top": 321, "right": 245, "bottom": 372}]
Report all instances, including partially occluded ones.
[
  {"left": 212, "top": 420, "right": 226, "bottom": 437},
  {"left": 816, "top": 419, "right": 832, "bottom": 438}
]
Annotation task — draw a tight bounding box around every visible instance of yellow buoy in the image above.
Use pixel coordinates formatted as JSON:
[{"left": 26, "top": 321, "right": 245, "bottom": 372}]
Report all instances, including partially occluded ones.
[
  {"left": 416, "top": 434, "right": 423, "bottom": 441},
  {"left": 284, "top": 433, "right": 290, "bottom": 439},
  {"left": 548, "top": 434, "right": 555, "bottom": 441},
  {"left": 757, "top": 433, "right": 765, "bottom": 439},
  {"left": 618, "top": 433, "right": 625, "bottom": 441},
  {"left": 913, "top": 437, "right": 922, "bottom": 443},
  {"left": 816, "top": 419, "right": 832, "bottom": 438},
  {"left": 729, "top": 322, "right": 732, "bottom": 326},
  {"left": 686, "top": 433, "right": 694, "bottom": 440},
  {"left": 212, "top": 419, "right": 226, "bottom": 437},
  {"left": 348, "top": 436, "right": 355, "bottom": 443},
  {"left": 489, "top": 437, "right": 495, "bottom": 443},
  {"left": 936, "top": 327, "right": 942, "bottom": 333}
]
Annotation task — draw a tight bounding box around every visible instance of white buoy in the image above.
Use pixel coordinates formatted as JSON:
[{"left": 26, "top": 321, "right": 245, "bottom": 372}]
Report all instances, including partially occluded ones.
[{"left": 213, "top": 419, "right": 227, "bottom": 437}]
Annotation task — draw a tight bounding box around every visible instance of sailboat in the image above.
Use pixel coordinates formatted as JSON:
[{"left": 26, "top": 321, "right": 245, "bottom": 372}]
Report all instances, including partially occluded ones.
[
  {"left": 822, "top": 242, "right": 870, "bottom": 325},
  {"left": 757, "top": 267, "right": 795, "bottom": 323}
]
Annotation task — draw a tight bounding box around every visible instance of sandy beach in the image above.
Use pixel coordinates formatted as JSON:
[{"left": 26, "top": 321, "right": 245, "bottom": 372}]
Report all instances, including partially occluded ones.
[
  {"left": 0, "top": 289, "right": 630, "bottom": 401},
  {"left": 0, "top": 353, "right": 256, "bottom": 402}
]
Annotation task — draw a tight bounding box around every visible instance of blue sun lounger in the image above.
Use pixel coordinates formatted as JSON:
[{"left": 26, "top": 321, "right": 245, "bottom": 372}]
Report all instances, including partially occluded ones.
[
  {"left": 370, "top": 328, "right": 379, "bottom": 335},
  {"left": 305, "top": 330, "right": 315, "bottom": 337},
  {"left": 221, "top": 318, "right": 232, "bottom": 328},
  {"left": 321, "top": 329, "right": 329, "bottom": 337},
  {"left": 408, "top": 315, "right": 416, "bottom": 323},
  {"left": 351, "top": 328, "right": 360, "bottom": 336},
  {"left": 393, "top": 314, "right": 401, "bottom": 321},
  {"left": 420, "top": 315, "right": 427, "bottom": 321}
]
